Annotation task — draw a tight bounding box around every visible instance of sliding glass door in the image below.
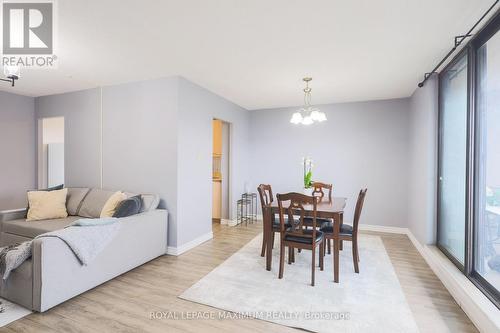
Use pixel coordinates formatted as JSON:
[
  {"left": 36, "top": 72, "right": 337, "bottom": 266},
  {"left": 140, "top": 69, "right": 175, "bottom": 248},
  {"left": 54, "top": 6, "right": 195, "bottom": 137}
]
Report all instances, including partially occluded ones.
[
  {"left": 437, "top": 52, "right": 469, "bottom": 266},
  {"left": 436, "top": 11, "right": 500, "bottom": 307},
  {"left": 473, "top": 24, "right": 500, "bottom": 304}
]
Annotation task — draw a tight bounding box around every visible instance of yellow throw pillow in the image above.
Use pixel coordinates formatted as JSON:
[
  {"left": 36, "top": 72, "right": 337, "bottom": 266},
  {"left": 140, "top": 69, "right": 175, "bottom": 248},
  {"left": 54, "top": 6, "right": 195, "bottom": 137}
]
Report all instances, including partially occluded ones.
[
  {"left": 27, "top": 188, "right": 69, "bottom": 221},
  {"left": 100, "top": 191, "right": 126, "bottom": 218}
]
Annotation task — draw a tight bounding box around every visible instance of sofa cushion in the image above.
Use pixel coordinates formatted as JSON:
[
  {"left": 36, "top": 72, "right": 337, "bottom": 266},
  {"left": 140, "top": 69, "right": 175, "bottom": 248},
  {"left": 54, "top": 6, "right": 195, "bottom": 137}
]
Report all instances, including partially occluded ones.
[
  {"left": 66, "top": 188, "right": 90, "bottom": 215},
  {"left": 27, "top": 188, "right": 69, "bottom": 221},
  {"left": 78, "top": 189, "right": 115, "bottom": 218},
  {"left": 2, "top": 216, "right": 80, "bottom": 239},
  {"left": 113, "top": 195, "right": 142, "bottom": 218},
  {"left": 140, "top": 194, "right": 160, "bottom": 212},
  {"left": 100, "top": 191, "right": 126, "bottom": 217},
  {"left": 26, "top": 184, "right": 64, "bottom": 213}
]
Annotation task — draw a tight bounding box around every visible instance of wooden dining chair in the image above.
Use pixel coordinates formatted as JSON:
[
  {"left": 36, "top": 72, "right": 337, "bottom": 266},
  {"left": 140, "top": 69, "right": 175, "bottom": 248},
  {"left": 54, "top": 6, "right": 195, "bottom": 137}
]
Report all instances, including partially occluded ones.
[
  {"left": 257, "top": 184, "right": 291, "bottom": 257},
  {"left": 311, "top": 182, "right": 333, "bottom": 202},
  {"left": 306, "top": 181, "right": 334, "bottom": 254},
  {"left": 320, "top": 189, "right": 367, "bottom": 273},
  {"left": 277, "top": 192, "right": 324, "bottom": 286}
]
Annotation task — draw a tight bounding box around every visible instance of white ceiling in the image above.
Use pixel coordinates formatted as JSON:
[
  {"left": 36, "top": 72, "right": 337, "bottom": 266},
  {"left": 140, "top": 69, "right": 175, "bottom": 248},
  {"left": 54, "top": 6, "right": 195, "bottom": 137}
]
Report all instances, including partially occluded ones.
[{"left": 0, "top": 0, "right": 496, "bottom": 110}]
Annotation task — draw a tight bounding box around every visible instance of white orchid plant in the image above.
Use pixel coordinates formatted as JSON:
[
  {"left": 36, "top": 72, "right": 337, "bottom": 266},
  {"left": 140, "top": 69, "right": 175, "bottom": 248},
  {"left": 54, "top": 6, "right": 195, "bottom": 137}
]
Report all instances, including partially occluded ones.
[{"left": 303, "top": 157, "right": 314, "bottom": 189}]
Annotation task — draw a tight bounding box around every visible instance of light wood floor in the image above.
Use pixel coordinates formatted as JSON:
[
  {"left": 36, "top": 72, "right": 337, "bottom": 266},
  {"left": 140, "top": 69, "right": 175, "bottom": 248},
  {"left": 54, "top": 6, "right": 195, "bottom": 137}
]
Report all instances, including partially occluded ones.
[{"left": 2, "top": 223, "right": 477, "bottom": 333}]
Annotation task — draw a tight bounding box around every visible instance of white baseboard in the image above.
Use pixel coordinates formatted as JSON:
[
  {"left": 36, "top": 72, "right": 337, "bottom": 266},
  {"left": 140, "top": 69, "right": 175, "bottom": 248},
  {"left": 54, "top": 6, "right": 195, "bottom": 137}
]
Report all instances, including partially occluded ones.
[
  {"left": 227, "top": 220, "right": 239, "bottom": 226},
  {"left": 220, "top": 219, "right": 240, "bottom": 226},
  {"left": 167, "top": 231, "right": 213, "bottom": 256},
  {"left": 405, "top": 230, "right": 500, "bottom": 333},
  {"left": 220, "top": 216, "right": 263, "bottom": 227},
  {"left": 220, "top": 219, "right": 233, "bottom": 225},
  {"left": 359, "top": 223, "right": 409, "bottom": 234}
]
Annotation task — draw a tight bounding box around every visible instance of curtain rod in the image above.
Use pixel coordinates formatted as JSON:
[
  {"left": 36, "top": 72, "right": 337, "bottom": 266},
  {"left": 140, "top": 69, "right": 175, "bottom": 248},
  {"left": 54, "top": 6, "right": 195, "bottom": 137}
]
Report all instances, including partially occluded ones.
[{"left": 418, "top": 0, "right": 499, "bottom": 88}]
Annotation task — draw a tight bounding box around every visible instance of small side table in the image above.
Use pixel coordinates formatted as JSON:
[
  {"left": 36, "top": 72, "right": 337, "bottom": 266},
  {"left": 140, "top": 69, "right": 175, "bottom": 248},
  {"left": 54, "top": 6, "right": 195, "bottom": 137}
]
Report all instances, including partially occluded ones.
[{"left": 237, "top": 193, "right": 257, "bottom": 225}]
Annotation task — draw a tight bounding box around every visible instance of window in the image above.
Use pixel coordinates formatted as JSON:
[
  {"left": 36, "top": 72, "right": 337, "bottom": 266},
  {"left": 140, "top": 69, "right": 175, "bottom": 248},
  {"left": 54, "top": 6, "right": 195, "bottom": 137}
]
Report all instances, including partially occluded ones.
[
  {"left": 473, "top": 22, "right": 500, "bottom": 304},
  {"left": 437, "top": 11, "right": 500, "bottom": 308},
  {"left": 437, "top": 52, "right": 469, "bottom": 266}
]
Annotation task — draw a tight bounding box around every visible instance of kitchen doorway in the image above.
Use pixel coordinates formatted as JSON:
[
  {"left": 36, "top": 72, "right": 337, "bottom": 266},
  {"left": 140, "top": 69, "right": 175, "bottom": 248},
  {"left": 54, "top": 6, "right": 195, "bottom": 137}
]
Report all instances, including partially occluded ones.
[{"left": 212, "top": 119, "right": 231, "bottom": 224}]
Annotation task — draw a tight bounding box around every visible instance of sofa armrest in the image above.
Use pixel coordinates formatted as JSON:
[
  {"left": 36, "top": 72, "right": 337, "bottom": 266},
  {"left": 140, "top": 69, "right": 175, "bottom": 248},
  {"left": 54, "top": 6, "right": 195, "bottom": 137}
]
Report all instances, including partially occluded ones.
[{"left": 0, "top": 208, "right": 27, "bottom": 223}]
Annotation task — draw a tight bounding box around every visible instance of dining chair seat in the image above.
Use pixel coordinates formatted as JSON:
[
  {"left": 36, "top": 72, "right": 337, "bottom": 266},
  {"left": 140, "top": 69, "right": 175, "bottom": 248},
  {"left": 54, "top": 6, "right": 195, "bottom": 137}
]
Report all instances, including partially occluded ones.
[
  {"left": 304, "top": 217, "right": 332, "bottom": 226},
  {"left": 284, "top": 230, "right": 324, "bottom": 244},
  {"left": 320, "top": 222, "right": 353, "bottom": 235}
]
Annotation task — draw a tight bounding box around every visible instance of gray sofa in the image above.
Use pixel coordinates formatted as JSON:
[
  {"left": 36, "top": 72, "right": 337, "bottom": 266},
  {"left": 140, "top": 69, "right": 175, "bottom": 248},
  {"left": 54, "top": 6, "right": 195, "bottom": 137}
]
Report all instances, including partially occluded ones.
[{"left": 0, "top": 188, "right": 168, "bottom": 312}]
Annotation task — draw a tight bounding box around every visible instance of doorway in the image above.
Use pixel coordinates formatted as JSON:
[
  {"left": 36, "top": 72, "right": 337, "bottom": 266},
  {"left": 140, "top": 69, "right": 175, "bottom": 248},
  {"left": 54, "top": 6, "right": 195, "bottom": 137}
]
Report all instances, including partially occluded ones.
[
  {"left": 212, "top": 119, "right": 230, "bottom": 224},
  {"left": 38, "top": 117, "right": 65, "bottom": 188}
]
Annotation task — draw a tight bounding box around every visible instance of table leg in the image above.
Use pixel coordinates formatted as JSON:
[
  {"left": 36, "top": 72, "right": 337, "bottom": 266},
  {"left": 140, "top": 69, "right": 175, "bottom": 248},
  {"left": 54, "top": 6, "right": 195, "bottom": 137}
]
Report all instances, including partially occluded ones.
[
  {"left": 333, "top": 212, "right": 341, "bottom": 283},
  {"left": 339, "top": 213, "right": 344, "bottom": 251},
  {"left": 265, "top": 209, "right": 273, "bottom": 271}
]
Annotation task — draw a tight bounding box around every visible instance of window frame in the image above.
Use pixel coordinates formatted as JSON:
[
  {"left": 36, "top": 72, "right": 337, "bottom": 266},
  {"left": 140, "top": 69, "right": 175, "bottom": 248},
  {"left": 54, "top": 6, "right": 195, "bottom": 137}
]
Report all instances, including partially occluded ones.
[
  {"left": 470, "top": 11, "right": 500, "bottom": 309},
  {"left": 437, "top": 9, "right": 500, "bottom": 309}
]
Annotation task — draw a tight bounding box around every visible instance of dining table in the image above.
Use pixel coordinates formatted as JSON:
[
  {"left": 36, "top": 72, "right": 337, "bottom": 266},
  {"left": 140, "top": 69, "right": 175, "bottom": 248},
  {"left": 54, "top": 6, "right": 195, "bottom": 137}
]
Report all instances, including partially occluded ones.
[{"left": 263, "top": 197, "right": 347, "bottom": 283}]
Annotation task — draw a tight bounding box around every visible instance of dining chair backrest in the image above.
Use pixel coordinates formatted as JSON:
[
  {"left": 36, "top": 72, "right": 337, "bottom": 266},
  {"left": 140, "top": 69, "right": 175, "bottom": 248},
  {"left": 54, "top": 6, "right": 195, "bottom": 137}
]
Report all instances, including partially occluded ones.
[
  {"left": 257, "top": 184, "right": 273, "bottom": 211},
  {"left": 311, "top": 182, "right": 333, "bottom": 202},
  {"left": 276, "top": 192, "right": 318, "bottom": 239},
  {"left": 352, "top": 189, "right": 368, "bottom": 237}
]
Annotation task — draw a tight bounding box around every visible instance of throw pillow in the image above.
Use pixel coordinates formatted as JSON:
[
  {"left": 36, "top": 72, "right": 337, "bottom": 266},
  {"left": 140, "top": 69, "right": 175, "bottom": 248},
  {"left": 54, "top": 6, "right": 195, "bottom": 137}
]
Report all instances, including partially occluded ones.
[
  {"left": 113, "top": 195, "right": 142, "bottom": 218},
  {"left": 100, "top": 191, "right": 127, "bottom": 218},
  {"left": 27, "top": 188, "right": 69, "bottom": 221},
  {"left": 26, "top": 184, "right": 64, "bottom": 212}
]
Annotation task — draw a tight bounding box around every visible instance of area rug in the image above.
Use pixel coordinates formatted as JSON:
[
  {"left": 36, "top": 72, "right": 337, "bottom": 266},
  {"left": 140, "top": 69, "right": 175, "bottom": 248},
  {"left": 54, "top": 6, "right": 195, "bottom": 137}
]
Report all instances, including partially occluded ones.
[
  {"left": 179, "top": 234, "right": 419, "bottom": 333},
  {"left": 0, "top": 298, "right": 31, "bottom": 327}
]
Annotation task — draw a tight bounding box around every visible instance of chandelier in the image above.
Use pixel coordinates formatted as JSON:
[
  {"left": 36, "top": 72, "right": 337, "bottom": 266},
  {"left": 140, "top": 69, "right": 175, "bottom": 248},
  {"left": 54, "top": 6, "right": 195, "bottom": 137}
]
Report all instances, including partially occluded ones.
[
  {"left": 290, "top": 77, "right": 326, "bottom": 125},
  {"left": 1, "top": 66, "right": 20, "bottom": 87}
]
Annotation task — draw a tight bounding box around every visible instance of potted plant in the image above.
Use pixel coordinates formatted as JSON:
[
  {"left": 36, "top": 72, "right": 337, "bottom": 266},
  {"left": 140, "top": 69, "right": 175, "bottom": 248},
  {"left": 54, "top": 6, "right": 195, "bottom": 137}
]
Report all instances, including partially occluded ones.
[{"left": 303, "top": 157, "right": 313, "bottom": 195}]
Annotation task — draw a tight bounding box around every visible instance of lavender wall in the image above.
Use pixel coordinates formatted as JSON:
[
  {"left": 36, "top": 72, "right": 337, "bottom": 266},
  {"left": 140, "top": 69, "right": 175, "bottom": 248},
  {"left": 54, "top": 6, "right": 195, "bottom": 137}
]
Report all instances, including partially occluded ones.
[
  {"left": 249, "top": 98, "right": 411, "bottom": 228},
  {"left": 177, "top": 77, "right": 250, "bottom": 246},
  {"left": 407, "top": 75, "right": 438, "bottom": 245},
  {"left": 0, "top": 91, "right": 35, "bottom": 210}
]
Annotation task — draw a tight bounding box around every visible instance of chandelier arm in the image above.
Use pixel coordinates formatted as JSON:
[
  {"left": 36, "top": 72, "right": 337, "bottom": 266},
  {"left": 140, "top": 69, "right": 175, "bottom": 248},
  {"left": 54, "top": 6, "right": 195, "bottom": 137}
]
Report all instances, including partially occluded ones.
[{"left": 0, "top": 78, "right": 15, "bottom": 86}]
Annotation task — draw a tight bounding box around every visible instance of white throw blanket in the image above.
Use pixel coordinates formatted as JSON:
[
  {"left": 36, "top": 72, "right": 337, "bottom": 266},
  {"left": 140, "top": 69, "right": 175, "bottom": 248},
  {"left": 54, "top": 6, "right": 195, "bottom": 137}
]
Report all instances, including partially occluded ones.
[
  {"left": 37, "top": 219, "right": 121, "bottom": 265},
  {"left": 0, "top": 218, "right": 121, "bottom": 279}
]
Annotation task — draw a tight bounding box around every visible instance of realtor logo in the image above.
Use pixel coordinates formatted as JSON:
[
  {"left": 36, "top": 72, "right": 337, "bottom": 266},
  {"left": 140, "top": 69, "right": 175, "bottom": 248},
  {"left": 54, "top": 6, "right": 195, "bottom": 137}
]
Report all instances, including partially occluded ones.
[
  {"left": 2, "top": 1, "right": 53, "bottom": 54},
  {"left": 1, "top": 0, "right": 56, "bottom": 69}
]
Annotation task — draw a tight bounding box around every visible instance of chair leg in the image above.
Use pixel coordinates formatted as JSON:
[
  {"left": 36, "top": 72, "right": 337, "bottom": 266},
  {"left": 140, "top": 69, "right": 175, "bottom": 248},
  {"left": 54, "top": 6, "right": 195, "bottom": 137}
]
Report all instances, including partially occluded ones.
[
  {"left": 339, "top": 240, "right": 343, "bottom": 251},
  {"left": 279, "top": 243, "right": 285, "bottom": 279},
  {"left": 260, "top": 232, "right": 266, "bottom": 257},
  {"left": 319, "top": 243, "right": 324, "bottom": 271},
  {"left": 327, "top": 239, "right": 331, "bottom": 254},
  {"left": 271, "top": 232, "right": 275, "bottom": 249},
  {"left": 356, "top": 238, "right": 360, "bottom": 262},
  {"left": 311, "top": 246, "right": 316, "bottom": 286},
  {"left": 288, "top": 246, "right": 292, "bottom": 264},
  {"left": 352, "top": 239, "right": 359, "bottom": 273},
  {"left": 291, "top": 247, "right": 295, "bottom": 263}
]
